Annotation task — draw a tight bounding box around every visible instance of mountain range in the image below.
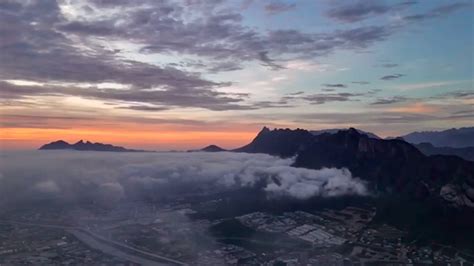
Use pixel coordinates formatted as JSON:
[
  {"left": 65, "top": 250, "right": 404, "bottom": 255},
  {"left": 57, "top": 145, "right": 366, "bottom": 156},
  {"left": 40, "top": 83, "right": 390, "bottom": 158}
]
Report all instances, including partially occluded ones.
[
  {"left": 41, "top": 129, "right": 474, "bottom": 210},
  {"left": 39, "top": 127, "right": 474, "bottom": 246},
  {"left": 233, "top": 127, "right": 474, "bottom": 205},
  {"left": 414, "top": 142, "right": 474, "bottom": 162},
  {"left": 229, "top": 126, "right": 474, "bottom": 246},
  {"left": 233, "top": 127, "right": 474, "bottom": 203},
  {"left": 199, "top": 126, "right": 473, "bottom": 161},
  {"left": 400, "top": 127, "right": 474, "bottom": 148},
  {"left": 39, "top": 140, "right": 145, "bottom": 152}
]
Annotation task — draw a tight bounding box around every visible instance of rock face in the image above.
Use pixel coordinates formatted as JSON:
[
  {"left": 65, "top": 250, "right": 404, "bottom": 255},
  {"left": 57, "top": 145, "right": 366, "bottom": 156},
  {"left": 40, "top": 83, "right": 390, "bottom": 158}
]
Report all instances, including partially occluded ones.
[
  {"left": 233, "top": 127, "right": 314, "bottom": 157},
  {"left": 311, "top": 128, "right": 380, "bottom": 139},
  {"left": 235, "top": 127, "right": 474, "bottom": 208},
  {"left": 400, "top": 127, "right": 474, "bottom": 148},
  {"left": 234, "top": 126, "right": 474, "bottom": 246},
  {"left": 296, "top": 129, "right": 474, "bottom": 203},
  {"left": 39, "top": 140, "right": 143, "bottom": 152}
]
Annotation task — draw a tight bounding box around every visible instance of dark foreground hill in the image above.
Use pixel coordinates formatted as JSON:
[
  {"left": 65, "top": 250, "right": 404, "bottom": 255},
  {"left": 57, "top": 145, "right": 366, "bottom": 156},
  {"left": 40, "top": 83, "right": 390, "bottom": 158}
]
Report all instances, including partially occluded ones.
[
  {"left": 233, "top": 127, "right": 474, "bottom": 247},
  {"left": 234, "top": 127, "right": 473, "bottom": 198},
  {"left": 235, "top": 127, "right": 474, "bottom": 207},
  {"left": 39, "top": 140, "right": 145, "bottom": 152}
]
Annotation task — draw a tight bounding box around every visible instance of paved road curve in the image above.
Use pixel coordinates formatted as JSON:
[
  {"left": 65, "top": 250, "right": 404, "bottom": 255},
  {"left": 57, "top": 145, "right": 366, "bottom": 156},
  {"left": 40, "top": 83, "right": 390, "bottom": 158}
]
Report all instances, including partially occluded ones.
[{"left": 2, "top": 220, "right": 187, "bottom": 266}]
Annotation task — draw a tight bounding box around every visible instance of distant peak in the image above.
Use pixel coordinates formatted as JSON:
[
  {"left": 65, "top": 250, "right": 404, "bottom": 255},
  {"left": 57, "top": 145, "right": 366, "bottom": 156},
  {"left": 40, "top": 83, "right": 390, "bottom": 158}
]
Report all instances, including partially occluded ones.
[
  {"left": 39, "top": 140, "right": 72, "bottom": 150},
  {"left": 347, "top": 127, "right": 360, "bottom": 134},
  {"left": 206, "top": 144, "right": 220, "bottom": 149},
  {"left": 201, "top": 144, "right": 226, "bottom": 152},
  {"left": 334, "top": 128, "right": 361, "bottom": 136}
]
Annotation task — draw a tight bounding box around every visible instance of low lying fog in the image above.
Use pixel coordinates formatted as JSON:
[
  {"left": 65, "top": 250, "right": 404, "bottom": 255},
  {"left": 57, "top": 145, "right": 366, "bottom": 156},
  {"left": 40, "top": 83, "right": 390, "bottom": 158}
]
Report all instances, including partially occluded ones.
[{"left": 0, "top": 151, "right": 368, "bottom": 208}]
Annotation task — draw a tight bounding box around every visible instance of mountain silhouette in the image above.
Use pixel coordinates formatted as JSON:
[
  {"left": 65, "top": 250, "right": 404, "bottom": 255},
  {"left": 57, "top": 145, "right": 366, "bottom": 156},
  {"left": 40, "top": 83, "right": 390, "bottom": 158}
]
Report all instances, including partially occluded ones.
[
  {"left": 200, "top": 145, "right": 226, "bottom": 152},
  {"left": 235, "top": 127, "right": 474, "bottom": 208},
  {"left": 400, "top": 127, "right": 474, "bottom": 148},
  {"left": 233, "top": 126, "right": 474, "bottom": 246},
  {"left": 415, "top": 142, "right": 474, "bottom": 161},
  {"left": 233, "top": 126, "right": 314, "bottom": 157},
  {"left": 311, "top": 128, "right": 380, "bottom": 139},
  {"left": 39, "top": 140, "right": 145, "bottom": 152}
]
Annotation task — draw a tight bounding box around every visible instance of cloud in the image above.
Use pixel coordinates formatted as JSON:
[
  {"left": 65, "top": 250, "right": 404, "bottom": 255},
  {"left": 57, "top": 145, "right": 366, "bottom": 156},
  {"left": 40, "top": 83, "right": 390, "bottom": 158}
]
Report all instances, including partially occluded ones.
[
  {"left": 331, "top": 26, "right": 392, "bottom": 50},
  {"left": 326, "top": 1, "right": 416, "bottom": 23},
  {"left": 434, "top": 90, "right": 474, "bottom": 99},
  {"left": 34, "top": 180, "right": 60, "bottom": 194},
  {"left": 294, "top": 111, "right": 437, "bottom": 125},
  {"left": 0, "top": 0, "right": 466, "bottom": 117},
  {"left": 99, "top": 182, "right": 125, "bottom": 205},
  {"left": 0, "top": 0, "right": 401, "bottom": 114},
  {"left": 287, "top": 91, "right": 304, "bottom": 96},
  {"left": 402, "top": 2, "right": 471, "bottom": 21},
  {"left": 380, "top": 63, "right": 399, "bottom": 68},
  {"left": 396, "top": 81, "right": 468, "bottom": 91},
  {"left": 206, "top": 61, "right": 244, "bottom": 73},
  {"left": 371, "top": 96, "right": 409, "bottom": 105},
  {"left": 54, "top": 2, "right": 393, "bottom": 66},
  {"left": 250, "top": 100, "right": 293, "bottom": 109},
  {"left": 0, "top": 81, "right": 298, "bottom": 112},
  {"left": 326, "top": 1, "right": 468, "bottom": 24},
  {"left": 0, "top": 3, "right": 215, "bottom": 90},
  {"left": 263, "top": 167, "right": 367, "bottom": 199},
  {"left": 255, "top": 107, "right": 468, "bottom": 126},
  {"left": 448, "top": 109, "right": 474, "bottom": 119},
  {"left": 258, "top": 51, "right": 286, "bottom": 70},
  {"left": 323, "top": 83, "right": 347, "bottom": 88},
  {"left": 264, "top": 1, "right": 296, "bottom": 15},
  {"left": 117, "top": 105, "right": 170, "bottom": 112},
  {"left": 380, "top": 74, "right": 405, "bottom": 80},
  {"left": 352, "top": 81, "right": 370, "bottom": 85},
  {"left": 302, "top": 92, "right": 364, "bottom": 104},
  {"left": 0, "top": 81, "right": 255, "bottom": 111},
  {"left": 0, "top": 113, "right": 219, "bottom": 130},
  {"left": 0, "top": 151, "right": 369, "bottom": 209},
  {"left": 0, "top": 1, "right": 262, "bottom": 111}
]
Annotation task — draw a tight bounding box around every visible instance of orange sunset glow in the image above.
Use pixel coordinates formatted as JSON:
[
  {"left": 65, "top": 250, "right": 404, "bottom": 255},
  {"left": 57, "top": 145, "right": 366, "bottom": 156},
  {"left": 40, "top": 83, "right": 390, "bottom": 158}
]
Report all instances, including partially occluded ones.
[{"left": 0, "top": 127, "right": 258, "bottom": 150}]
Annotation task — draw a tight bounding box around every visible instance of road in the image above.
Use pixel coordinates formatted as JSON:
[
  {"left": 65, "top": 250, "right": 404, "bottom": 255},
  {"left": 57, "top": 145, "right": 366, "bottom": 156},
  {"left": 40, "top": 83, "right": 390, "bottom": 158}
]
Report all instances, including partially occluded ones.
[
  {"left": 69, "top": 229, "right": 167, "bottom": 266},
  {"left": 2, "top": 220, "right": 187, "bottom": 266}
]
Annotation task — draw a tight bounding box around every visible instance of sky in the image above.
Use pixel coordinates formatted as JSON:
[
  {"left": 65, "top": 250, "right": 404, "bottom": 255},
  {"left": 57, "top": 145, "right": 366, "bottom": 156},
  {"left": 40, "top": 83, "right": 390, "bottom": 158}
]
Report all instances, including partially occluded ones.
[{"left": 0, "top": 0, "right": 473, "bottom": 150}]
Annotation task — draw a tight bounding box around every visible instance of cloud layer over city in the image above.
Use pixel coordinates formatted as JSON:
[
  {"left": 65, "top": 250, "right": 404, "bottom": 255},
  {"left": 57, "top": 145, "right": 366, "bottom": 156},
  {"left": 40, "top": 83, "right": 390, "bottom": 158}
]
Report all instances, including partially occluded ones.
[{"left": 0, "top": 151, "right": 368, "bottom": 210}]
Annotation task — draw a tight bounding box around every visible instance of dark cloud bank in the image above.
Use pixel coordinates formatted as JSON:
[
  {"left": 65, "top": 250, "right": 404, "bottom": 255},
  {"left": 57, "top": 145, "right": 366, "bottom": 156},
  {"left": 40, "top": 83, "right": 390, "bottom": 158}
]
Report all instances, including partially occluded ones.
[
  {"left": 326, "top": 1, "right": 470, "bottom": 23},
  {"left": 1, "top": 0, "right": 468, "bottom": 112}
]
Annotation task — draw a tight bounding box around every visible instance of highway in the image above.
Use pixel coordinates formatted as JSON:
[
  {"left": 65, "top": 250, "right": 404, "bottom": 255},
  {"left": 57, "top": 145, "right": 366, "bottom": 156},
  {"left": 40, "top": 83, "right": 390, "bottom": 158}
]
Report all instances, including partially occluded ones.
[{"left": 2, "top": 220, "right": 188, "bottom": 266}]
